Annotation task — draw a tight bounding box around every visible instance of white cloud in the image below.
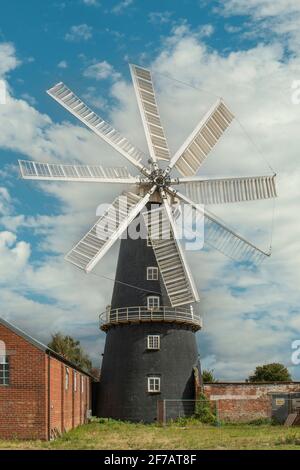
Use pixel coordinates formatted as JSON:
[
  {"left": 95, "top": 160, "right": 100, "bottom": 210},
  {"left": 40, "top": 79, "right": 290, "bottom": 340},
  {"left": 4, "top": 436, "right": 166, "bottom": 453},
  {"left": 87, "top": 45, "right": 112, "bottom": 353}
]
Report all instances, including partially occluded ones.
[
  {"left": 83, "top": 86, "right": 108, "bottom": 110},
  {"left": 0, "top": 43, "right": 20, "bottom": 76},
  {"left": 217, "top": 0, "right": 300, "bottom": 52},
  {"left": 58, "top": 60, "right": 68, "bottom": 69},
  {"left": 111, "top": 0, "right": 133, "bottom": 15},
  {"left": 220, "top": 0, "right": 300, "bottom": 18},
  {"left": 224, "top": 24, "right": 241, "bottom": 34},
  {"left": 0, "top": 231, "right": 30, "bottom": 281},
  {"left": 0, "top": 187, "right": 12, "bottom": 215},
  {"left": 148, "top": 11, "right": 173, "bottom": 25},
  {"left": 82, "top": 0, "right": 99, "bottom": 5},
  {"left": 198, "top": 24, "right": 214, "bottom": 37},
  {"left": 83, "top": 60, "right": 121, "bottom": 81},
  {"left": 65, "top": 24, "right": 93, "bottom": 42},
  {"left": 21, "top": 93, "right": 37, "bottom": 106}
]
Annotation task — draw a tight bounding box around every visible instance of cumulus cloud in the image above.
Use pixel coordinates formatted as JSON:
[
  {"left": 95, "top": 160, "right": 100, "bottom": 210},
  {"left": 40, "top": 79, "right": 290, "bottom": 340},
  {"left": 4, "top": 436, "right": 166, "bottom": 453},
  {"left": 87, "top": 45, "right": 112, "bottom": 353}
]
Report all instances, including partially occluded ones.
[
  {"left": 0, "top": 231, "right": 30, "bottom": 282},
  {"left": 57, "top": 60, "right": 68, "bottom": 69},
  {"left": 217, "top": 0, "right": 300, "bottom": 52},
  {"left": 83, "top": 60, "right": 121, "bottom": 81},
  {"left": 0, "top": 187, "right": 12, "bottom": 215},
  {"left": 0, "top": 43, "right": 20, "bottom": 77},
  {"left": 148, "top": 11, "right": 173, "bottom": 25},
  {"left": 111, "top": 0, "right": 133, "bottom": 15},
  {"left": 82, "top": 0, "right": 100, "bottom": 5},
  {"left": 65, "top": 24, "right": 93, "bottom": 42}
]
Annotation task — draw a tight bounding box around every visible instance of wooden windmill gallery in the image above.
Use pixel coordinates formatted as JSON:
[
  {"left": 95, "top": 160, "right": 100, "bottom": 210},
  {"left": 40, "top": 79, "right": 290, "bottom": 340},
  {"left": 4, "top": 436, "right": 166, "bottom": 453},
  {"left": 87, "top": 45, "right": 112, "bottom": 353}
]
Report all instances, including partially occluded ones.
[{"left": 19, "top": 64, "right": 277, "bottom": 422}]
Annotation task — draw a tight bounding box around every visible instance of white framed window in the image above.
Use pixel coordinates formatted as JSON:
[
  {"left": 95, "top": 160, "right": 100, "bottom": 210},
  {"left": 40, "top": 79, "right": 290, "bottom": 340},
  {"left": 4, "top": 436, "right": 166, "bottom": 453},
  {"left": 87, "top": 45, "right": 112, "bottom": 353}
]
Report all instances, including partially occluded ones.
[
  {"left": 65, "top": 367, "right": 69, "bottom": 390},
  {"left": 0, "top": 341, "right": 9, "bottom": 386},
  {"left": 147, "top": 335, "right": 160, "bottom": 350},
  {"left": 81, "top": 375, "right": 84, "bottom": 394},
  {"left": 147, "top": 266, "right": 158, "bottom": 281},
  {"left": 74, "top": 371, "right": 77, "bottom": 392},
  {"left": 148, "top": 376, "right": 161, "bottom": 393},
  {"left": 147, "top": 296, "right": 160, "bottom": 310}
]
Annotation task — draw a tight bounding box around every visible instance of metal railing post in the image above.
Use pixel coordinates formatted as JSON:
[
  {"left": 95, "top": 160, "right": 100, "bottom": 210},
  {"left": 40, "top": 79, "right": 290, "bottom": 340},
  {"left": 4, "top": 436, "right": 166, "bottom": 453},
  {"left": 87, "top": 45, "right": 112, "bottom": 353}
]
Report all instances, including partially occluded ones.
[{"left": 216, "top": 399, "right": 220, "bottom": 427}]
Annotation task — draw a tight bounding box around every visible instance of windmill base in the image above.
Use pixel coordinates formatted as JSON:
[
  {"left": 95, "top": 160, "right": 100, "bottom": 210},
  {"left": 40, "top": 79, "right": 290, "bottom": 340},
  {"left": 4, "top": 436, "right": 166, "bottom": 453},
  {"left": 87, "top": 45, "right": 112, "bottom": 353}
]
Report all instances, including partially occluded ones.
[{"left": 97, "top": 322, "right": 200, "bottom": 423}]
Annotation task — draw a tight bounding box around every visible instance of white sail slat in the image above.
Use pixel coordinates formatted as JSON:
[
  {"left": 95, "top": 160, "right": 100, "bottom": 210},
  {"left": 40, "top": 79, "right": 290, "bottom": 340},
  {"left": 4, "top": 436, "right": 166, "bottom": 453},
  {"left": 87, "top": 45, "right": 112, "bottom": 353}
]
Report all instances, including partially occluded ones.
[
  {"left": 47, "top": 82, "right": 146, "bottom": 171},
  {"left": 143, "top": 202, "right": 199, "bottom": 307},
  {"left": 66, "top": 191, "right": 151, "bottom": 272},
  {"left": 18, "top": 160, "right": 138, "bottom": 184},
  {"left": 169, "top": 99, "right": 234, "bottom": 176},
  {"left": 175, "top": 190, "right": 270, "bottom": 263},
  {"left": 130, "top": 65, "right": 170, "bottom": 162},
  {"left": 181, "top": 175, "right": 277, "bottom": 205}
]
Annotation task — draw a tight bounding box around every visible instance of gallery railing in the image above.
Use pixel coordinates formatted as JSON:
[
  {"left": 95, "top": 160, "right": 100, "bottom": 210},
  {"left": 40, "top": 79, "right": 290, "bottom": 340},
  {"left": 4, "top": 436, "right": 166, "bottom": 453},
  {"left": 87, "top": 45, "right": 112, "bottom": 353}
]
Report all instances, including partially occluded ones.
[{"left": 99, "top": 305, "right": 202, "bottom": 331}]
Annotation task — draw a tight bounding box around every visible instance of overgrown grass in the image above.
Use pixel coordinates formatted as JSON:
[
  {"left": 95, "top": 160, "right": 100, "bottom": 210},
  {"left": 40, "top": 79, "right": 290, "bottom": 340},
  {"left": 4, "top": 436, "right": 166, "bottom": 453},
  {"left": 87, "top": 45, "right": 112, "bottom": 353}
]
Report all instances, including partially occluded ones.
[{"left": 1, "top": 419, "right": 300, "bottom": 450}]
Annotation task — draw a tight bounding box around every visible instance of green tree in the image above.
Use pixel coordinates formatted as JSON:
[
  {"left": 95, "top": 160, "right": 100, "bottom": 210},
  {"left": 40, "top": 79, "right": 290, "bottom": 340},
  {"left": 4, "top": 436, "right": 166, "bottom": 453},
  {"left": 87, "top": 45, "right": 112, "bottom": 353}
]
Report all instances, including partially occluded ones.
[
  {"left": 48, "top": 332, "right": 92, "bottom": 372},
  {"left": 202, "top": 369, "right": 218, "bottom": 383},
  {"left": 247, "top": 363, "right": 292, "bottom": 383}
]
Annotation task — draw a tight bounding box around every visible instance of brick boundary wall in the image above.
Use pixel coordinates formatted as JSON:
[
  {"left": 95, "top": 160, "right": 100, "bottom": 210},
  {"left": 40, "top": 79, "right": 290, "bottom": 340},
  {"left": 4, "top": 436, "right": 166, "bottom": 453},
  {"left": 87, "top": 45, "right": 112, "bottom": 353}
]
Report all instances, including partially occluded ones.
[{"left": 203, "top": 382, "right": 300, "bottom": 423}]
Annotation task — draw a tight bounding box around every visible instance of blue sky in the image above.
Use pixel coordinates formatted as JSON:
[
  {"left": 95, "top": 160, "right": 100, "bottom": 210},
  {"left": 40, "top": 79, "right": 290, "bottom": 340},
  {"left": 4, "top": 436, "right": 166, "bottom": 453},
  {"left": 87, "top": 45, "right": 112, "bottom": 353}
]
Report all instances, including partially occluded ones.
[{"left": 1, "top": 0, "right": 300, "bottom": 380}]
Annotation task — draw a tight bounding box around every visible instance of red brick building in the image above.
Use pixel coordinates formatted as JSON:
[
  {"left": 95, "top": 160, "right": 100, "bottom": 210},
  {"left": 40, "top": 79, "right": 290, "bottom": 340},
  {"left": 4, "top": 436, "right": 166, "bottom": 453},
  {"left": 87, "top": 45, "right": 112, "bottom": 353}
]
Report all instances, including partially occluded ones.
[{"left": 0, "top": 317, "right": 93, "bottom": 440}]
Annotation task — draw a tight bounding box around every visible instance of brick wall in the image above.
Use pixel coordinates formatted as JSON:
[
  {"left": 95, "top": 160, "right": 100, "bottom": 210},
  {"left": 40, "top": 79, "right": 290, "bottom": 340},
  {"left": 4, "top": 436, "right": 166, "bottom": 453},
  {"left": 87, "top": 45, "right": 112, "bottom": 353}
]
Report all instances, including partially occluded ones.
[
  {"left": 48, "top": 356, "right": 63, "bottom": 436},
  {"left": 48, "top": 357, "right": 91, "bottom": 438},
  {"left": 0, "top": 324, "right": 47, "bottom": 440},
  {"left": 204, "top": 382, "right": 300, "bottom": 422},
  {"left": 0, "top": 322, "right": 92, "bottom": 440}
]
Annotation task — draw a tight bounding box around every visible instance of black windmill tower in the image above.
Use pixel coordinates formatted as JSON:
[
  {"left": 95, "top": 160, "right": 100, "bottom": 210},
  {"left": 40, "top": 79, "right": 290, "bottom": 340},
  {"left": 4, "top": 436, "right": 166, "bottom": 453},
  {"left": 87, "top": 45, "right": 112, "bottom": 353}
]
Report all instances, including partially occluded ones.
[{"left": 19, "top": 64, "right": 277, "bottom": 422}]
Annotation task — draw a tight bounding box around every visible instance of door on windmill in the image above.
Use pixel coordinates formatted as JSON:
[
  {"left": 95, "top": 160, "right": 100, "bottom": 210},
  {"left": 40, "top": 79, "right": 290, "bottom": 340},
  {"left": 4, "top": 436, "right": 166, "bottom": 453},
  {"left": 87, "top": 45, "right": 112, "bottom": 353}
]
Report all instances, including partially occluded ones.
[
  {"left": 147, "top": 335, "right": 160, "bottom": 350},
  {"left": 147, "top": 296, "right": 160, "bottom": 310},
  {"left": 148, "top": 376, "right": 161, "bottom": 393}
]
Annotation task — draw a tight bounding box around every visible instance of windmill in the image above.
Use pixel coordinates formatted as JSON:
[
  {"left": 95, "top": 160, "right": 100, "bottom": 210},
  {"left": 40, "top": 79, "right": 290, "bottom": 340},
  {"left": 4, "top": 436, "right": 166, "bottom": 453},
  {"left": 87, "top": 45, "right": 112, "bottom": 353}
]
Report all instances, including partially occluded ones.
[{"left": 19, "top": 64, "right": 277, "bottom": 422}]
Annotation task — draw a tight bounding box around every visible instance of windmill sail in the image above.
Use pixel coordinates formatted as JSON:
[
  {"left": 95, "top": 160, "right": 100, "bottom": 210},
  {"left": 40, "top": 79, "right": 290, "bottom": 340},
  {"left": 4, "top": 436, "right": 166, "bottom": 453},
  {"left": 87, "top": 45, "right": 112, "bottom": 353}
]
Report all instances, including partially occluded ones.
[
  {"left": 143, "top": 201, "right": 199, "bottom": 307},
  {"left": 47, "top": 82, "right": 147, "bottom": 172},
  {"left": 180, "top": 175, "right": 277, "bottom": 204},
  {"left": 66, "top": 190, "right": 153, "bottom": 272},
  {"left": 19, "top": 160, "right": 138, "bottom": 183},
  {"left": 175, "top": 190, "right": 270, "bottom": 263},
  {"left": 130, "top": 64, "right": 170, "bottom": 162},
  {"left": 168, "top": 99, "right": 234, "bottom": 176}
]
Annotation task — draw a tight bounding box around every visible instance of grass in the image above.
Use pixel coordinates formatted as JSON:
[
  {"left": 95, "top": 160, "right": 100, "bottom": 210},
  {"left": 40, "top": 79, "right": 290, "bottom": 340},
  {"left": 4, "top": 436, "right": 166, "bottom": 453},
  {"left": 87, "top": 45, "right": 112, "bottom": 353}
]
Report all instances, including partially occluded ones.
[{"left": 1, "top": 419, "right": 300, "bottom": 450}]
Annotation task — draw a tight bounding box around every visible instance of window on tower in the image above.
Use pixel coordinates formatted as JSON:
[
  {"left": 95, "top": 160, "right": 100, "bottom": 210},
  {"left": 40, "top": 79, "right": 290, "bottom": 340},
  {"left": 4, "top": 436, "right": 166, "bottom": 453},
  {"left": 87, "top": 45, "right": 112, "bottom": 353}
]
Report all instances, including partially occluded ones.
[
  {"left": 147, "top": 266, "right": 158, "bottom": 281},
  {"left": 147, "top": 296, "right": 160, "bottom": 310},
  {"left": 148, "top": 376, "right": 161, "bottom": 393},
  {"left": 147, "top": 335, "right": 160, "bottom": 350}
]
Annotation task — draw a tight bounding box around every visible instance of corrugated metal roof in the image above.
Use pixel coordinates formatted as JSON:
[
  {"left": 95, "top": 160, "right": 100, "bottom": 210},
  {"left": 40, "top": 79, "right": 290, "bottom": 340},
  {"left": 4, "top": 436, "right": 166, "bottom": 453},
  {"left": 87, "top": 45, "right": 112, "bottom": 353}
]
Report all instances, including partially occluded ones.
[{"left": 0, "top": 317, "right": 95, "bottom": 379}]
